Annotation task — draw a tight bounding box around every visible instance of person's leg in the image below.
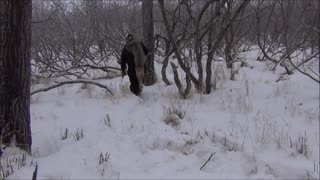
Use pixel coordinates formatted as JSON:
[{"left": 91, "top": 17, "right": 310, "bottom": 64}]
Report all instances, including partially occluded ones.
[
  {"left": 128, "top": 74, "right": 140, "bottom": 96},
  {"left": 130, "top": 85, "right": 140, "bottom": 96}
]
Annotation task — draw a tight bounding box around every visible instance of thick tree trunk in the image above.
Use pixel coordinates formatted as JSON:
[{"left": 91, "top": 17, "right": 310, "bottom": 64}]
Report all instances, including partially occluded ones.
[
  {"left": 142, "top": 0, "right": 157, "bottom": 86},
  {"left": 318, "top": 0, "right": 320, "bottom": 64},
  {"left": 0, "top": 0, "right": 32, "bottom": 153}
]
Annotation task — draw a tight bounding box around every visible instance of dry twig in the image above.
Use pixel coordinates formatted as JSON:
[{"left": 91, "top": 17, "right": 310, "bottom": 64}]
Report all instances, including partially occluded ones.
[{"left": 200, "top": 152, "right": 216, "bottom": 171}]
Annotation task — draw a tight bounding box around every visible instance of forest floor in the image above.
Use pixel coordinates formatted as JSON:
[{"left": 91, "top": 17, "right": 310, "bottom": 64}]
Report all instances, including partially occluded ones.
[{"left": 2, "top": 50, "right": 320, "bottom": 179}]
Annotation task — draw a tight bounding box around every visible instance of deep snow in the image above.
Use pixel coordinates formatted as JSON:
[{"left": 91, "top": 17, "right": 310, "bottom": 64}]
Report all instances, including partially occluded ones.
[{"left": 1, "top": 51, "right": 319, "bottom": 179}]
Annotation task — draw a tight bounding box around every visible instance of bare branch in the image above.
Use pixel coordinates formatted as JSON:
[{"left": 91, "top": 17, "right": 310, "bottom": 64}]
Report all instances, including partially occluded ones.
[
  {"left": 32, "top": 8, "right": 58, "bottom": 24},
  {"left": 287, "top": 52, "right": 320, "bottom": 83},
  {"left": 31, "top": 79, "right": 114, "bottom": 96},
  {"left": 170, "top": 62, "right": 191, "bottom": 99},
  {"left": 235, "top": 4, "right": 273, "bottom": 21}
]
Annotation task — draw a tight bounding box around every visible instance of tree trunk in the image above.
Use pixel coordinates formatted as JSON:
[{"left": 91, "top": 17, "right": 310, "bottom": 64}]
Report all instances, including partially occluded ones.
[
  {"left": 224, "top": 0, "right": 234, "bottom": 69},
  {"left": 318, "top": 0, "right": 320, "bottom": 63},
  {"left": 0, "top": 0, "right": 32, "bottom": 153},
  {"left": 162, "top": 53, "right": 172, "bottom": 86},
  {"left": 170, "top": 62, "right": 191, "bottom": 99},
  {"left": 161, "top": 38, "right": 172, "bottom": 85},
  {"left": 142, "top": 0, "right": 157, "bottom": 86},
  {"left": 206, "top": 20, "right": 215, "bottom": 94}
]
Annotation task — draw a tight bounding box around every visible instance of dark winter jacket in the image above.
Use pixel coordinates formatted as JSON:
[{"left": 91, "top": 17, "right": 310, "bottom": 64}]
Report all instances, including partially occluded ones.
[
  {"left": 120, "top": 41, "right": 148, "bottom": 95},
  {"left": 120, "top": 42, "right": 148, "bottom": 76}
]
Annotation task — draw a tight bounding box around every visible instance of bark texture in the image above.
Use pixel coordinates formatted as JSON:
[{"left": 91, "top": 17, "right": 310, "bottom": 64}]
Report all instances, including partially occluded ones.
[
  {"left": 0, "top": 0, "right": 32, "bottom": 153},
  {"left": 142, "top": 0, "right": 157, "bottom": 86}
]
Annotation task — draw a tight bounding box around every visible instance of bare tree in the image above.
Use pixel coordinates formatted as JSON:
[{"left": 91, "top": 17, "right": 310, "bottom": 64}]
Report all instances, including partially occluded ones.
[
  {"left": 0, "top": 0, "right": 32, "bottom": 153},
  {"left": 142, "top": 0, "right": 157, "bottom": 86},
  {"left": 30, "top": 0, "right": 152, "bottom": 96},
  {"left": 255, "top": 0, "right": 319, "bottom": 83},
  {"left": 28, "top": 0, "right": 318, "bottom": 100},
  {"left": 31, "top": 0, "right": 142, "bottom": 82},
  {"left": 158, "top": 0, "right": 250, "bottom": 96}
]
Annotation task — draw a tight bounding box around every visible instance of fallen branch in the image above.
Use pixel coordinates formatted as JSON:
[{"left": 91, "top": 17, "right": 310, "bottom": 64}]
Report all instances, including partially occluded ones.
[
  {"left": 31, "top": 79, "right": 114, "bottom": 96},
  {"left": 200, "top": 152, "right": 216, "bottom": 171}
]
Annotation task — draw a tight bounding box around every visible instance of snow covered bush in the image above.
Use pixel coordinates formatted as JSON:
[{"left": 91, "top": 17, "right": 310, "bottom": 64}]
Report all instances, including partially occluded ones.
[
  {"left": 163, "top": 114, "right": 181, "bottom": 127},
  {"left": 162, "top": 102, "right": 186, "bottom": 128},
  {"left": 294, "top": 132, "right": 311, "bottom": 158},
  {"left": 73, "top": 129, "right": 84, "bottom": 141},
  {"left": 163, "top": 102, "right": 185, "bottom": 120}
]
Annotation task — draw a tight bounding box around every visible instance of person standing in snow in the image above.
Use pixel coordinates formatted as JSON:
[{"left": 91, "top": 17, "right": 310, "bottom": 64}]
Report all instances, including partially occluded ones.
[{"left": 119, "top": 34, "right": 149, "bottom": 96}]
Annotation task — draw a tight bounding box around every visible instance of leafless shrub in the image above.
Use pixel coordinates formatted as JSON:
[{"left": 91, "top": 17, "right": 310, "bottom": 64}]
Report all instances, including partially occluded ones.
[
  {"left": 294, "top": 131, "right": 311, "bottom": 158},
  {"left": 210, "top": 131, "right": 239, "bottom": 152},
  {"left": 98, "top": 152, "right": 110, "bottom": 165},
  {"left": 0, "top": 153, "right": 28, "bottom": 180},
  {"left": 158, "top": 0, "right": 251, "bottom": 94},
  {"left": 61, "top": 128, "right": 68, "bottom": 140},
  {"left": 253, "top": 111, "right": 288, "bottom": 147},
  {"left": 73, "top": 129, "right": 84, "bottom": 141},
  {"left": 104, "top": 114, "right": 111, "bottom": 128},
  {"left": 163, "top": 102, "right": 186, "bottom": 119},
  {"left": 31, "top": 0, "right": 132, "bottom": 85},
  {"left": 97, "top": 152, "right": 110, "bottom": 177},
  {"left": 254, "top": 0, "right": 319, "bottom": 83}
]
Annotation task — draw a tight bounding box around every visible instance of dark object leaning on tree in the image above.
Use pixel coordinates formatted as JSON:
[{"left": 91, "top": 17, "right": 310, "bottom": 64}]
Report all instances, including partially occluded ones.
[{"left": 119, "top": 34, "right": 149, "bottom": 96}]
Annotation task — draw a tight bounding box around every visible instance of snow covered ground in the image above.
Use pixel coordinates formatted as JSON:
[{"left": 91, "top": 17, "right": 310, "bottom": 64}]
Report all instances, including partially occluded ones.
[{"left": 2, "top": 52, "right": 319, "bottom": 179}]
